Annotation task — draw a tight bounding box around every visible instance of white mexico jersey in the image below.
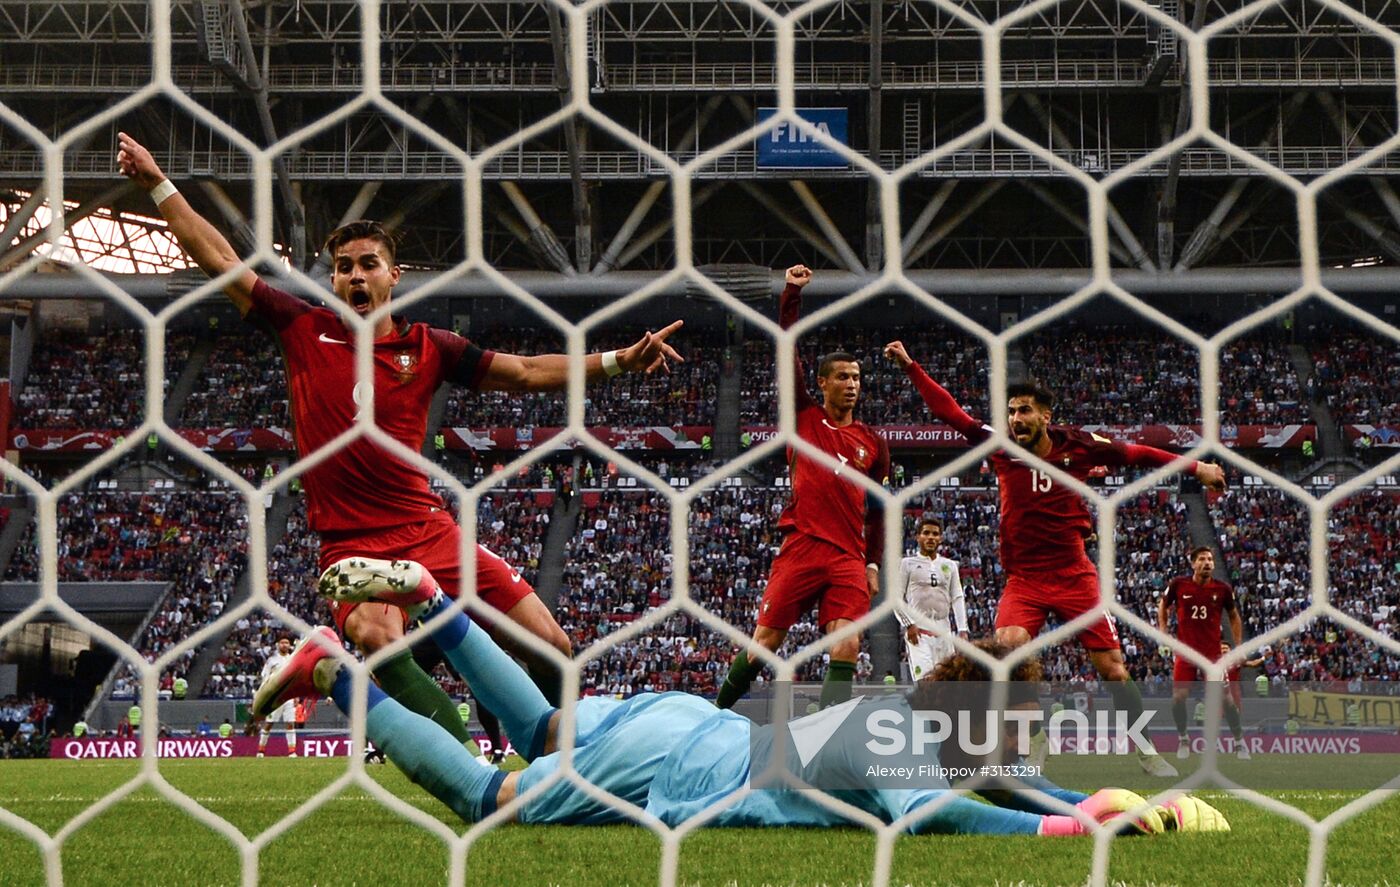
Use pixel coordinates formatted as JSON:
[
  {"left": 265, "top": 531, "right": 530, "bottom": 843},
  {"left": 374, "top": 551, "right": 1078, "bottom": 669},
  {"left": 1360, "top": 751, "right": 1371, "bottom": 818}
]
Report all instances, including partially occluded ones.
[
  {"left": 261, "top": 651, "right": 290, "bottom": 683},
  {"left": 898, "top": 555, "right": 961, "bottom": 624}
]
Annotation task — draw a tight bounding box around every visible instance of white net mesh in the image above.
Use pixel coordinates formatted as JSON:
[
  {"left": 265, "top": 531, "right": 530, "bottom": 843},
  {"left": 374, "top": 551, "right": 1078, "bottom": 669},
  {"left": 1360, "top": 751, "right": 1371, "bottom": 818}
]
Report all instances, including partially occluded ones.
[{"left": 1, "top": 0, "right": 1399, "bottom": 884}]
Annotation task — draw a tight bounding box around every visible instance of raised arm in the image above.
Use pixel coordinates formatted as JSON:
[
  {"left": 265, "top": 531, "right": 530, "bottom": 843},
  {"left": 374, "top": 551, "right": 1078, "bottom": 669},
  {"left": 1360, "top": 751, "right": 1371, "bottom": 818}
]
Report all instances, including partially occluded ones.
[
  {"left": 116, "top": 132, "right": 257, "bottom": 313},
  {"left": 778, "top": 264, "right": 817, "bottom": 411},
  {"left": 883, "top": 341, "right": 989, "bottom": 443},
  {"left": 478, "top": 322, "right": 684, "bottom": 393}
]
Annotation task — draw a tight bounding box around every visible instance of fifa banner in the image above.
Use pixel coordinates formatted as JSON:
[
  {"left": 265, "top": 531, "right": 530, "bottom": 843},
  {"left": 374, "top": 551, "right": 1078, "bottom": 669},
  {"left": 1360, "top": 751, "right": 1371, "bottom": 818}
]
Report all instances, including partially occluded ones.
[
  {"left": 1289, "top": 689, "right": 1400, "bottom": 727},
  {"left": 1343, "top": 424, "right": 1400, "bottom": 447},
  {"left": 744, "top": 424, "right": 1318, "bottom": 451},
  {"left": 10, "top": 424, "right": 1319, "bottom": 453},
  {"left": 756, "top": 107, "right": 850, "bottom": 168}
]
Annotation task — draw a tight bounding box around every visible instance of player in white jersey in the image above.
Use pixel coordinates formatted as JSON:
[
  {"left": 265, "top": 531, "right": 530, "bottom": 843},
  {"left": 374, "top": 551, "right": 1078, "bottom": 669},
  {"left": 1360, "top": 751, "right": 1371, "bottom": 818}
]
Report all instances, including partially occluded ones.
[
  {"left": 258, "top": 637, "right": 299, "bottom": 757},
  {"left": 896, "top": 518, "right": 969, "bottom": 680}
]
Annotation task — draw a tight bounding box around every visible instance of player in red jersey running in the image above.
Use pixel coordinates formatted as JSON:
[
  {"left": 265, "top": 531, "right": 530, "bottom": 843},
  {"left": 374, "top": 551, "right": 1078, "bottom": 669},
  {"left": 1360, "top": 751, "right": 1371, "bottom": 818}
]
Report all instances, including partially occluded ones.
[
  {"left": 716, "top": 265, "right": 890, "bottom": 711},
  {"left": 117, "top": 132, "right": 682, "bottom": 744},
  {"left": 1157, "top": 547, "right": 1249, "bottom": 760},
  {"left": 884, "top": 341, "right": 1226, "bottom": 777}
]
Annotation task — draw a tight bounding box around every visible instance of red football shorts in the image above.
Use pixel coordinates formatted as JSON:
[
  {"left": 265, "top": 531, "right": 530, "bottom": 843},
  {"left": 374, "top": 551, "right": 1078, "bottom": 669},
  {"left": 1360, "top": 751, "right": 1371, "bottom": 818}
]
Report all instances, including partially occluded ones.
[
  {"left": 1172, "top": 652, "right": 1241, "bottom": 696},
  {"left": 757, "top": 532, "right": 871, "bottom": 631},
  {"left": 995, "top": 567, "right": 1120, "bottom": 651},
  {"left": 321, "top": 509, "right": 534, "bottom": 636}
]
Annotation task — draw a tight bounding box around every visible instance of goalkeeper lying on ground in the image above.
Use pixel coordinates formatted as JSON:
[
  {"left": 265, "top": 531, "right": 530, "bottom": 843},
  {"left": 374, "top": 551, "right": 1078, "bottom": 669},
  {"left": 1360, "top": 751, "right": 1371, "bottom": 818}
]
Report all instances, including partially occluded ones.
[{"left": 254, "top": 557, "right": 1228, "bottom": 836}]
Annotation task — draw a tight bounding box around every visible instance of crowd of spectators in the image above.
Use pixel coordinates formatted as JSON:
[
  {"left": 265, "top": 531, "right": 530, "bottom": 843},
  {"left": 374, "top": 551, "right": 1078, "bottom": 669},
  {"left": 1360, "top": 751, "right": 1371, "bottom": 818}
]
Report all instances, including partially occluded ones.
[
  {"left": 737, "top": 326, "right": 989, "bottom": 427},
  {"left": 439, "top": 327, "right": 724, "bottom": 430},
  {"left": 12, "top": 330, "right": 191, "bottom": 430},
  {"left": 180, "top": 333, "right": 288, "bottom": 429},
  {"left": 1024, "top": 325, "right": 1200, "bottom": 426},
  {"left": 1328, "top": 490, "right": 1399, "bottom": 636},
  {"left": 1213, "top": 486, "right": 1312, "bottom": 642},
  {"left": 1, "top": 488, "right": 248, "bottom": 699},
  {"left": 1219, "top": 333, "right": 1309, "bottom": 425},
  {"left": 12, "top": 323, "right": 1369, "bottom": 441},
  {"left": 1205, "top": 484, "right": 1399, "bottom": 684},
  {"left": 205, "top": 499, "right": 323, "bottom": 698},
  {"left": 0, "top": 693, "right": 51, "bottom": 758},
  {"left": 1311, "top": 327, "right": 1400, "bottom": 427}
]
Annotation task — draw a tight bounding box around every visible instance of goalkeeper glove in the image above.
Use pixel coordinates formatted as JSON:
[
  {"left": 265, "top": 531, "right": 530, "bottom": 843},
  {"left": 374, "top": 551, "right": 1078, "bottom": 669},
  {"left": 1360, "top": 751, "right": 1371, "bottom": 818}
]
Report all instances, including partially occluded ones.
[
  {"left": 1039, "top": 789, "right": 1165, "bottom": 836},
  {"left": 1155, "top": 795, "right": 1231, "bottom": 832}
]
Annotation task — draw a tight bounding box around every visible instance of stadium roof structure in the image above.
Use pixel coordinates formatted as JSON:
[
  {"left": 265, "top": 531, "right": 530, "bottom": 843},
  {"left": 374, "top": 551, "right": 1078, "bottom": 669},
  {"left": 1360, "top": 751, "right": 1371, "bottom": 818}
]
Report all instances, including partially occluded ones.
[{"left": 1, "top": 0, "right": 1399, "bottom": 279}]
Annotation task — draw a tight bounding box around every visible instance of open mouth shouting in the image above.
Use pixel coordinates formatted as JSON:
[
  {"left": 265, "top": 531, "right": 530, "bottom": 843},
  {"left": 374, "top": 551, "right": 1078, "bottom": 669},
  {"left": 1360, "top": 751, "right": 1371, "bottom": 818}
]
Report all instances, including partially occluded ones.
[{"left": 349, "top": 289, "right": 372, "bottom": 314}]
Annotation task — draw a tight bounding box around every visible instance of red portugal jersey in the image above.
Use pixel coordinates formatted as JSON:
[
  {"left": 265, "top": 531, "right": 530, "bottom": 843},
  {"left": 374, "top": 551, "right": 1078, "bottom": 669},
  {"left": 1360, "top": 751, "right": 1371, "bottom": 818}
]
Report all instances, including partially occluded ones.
[
  {"left": 1164, "top": 575, "right": 1236, "bottom": 657},
  {"left": 778, "top": 403, "right": 890, "bottom": 560},
  {"left": 988, "top": 427, "right": 1146, "bottom": 574},
  {"left": 772, "top": 282, "right": 890, "bottom": 562},
  {"left": 900, "top": 363, "right": 1200, "bottom": 579},
  {"left": 247, "top": 279, "right": 494, "bottom": 532}
]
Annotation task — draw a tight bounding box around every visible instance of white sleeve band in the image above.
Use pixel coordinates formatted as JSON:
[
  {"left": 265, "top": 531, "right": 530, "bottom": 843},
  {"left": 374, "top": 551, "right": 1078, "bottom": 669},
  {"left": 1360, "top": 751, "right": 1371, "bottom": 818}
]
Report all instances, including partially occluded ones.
[
  {"left": 867, "top": 563, "right": 879, "bottom": 572},
  {"left": 602, "top": 349, "right": 623, "bottom": 377},
  {"left": 149, "top": 180, "right": 178, "bottom": 206}
]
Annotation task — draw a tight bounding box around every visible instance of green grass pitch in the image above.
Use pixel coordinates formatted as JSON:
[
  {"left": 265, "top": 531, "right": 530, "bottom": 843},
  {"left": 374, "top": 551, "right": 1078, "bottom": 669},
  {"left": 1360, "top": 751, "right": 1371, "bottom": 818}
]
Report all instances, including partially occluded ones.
[{"left": 0, "top": 758, "right": 1396, "bottom": 886}]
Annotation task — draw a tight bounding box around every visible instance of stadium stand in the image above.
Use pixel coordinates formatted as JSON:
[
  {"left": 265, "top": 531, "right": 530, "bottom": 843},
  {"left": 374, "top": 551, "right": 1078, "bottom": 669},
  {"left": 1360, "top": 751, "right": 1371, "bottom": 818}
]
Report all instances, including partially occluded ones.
[{"left": 14, "top": 331, "right": 191, "bottom": 430}]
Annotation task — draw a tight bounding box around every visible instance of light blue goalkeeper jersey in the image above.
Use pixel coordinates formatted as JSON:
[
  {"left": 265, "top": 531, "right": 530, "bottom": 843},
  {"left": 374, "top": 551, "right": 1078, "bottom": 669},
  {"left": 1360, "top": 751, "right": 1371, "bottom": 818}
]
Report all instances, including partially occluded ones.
[{"left": 515, "top": 692, "right": 1086, "bottom": 834}]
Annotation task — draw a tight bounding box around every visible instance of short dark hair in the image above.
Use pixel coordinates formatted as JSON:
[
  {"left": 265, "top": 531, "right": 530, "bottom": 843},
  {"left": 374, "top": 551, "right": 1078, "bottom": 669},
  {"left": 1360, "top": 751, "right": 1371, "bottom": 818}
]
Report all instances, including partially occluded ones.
[
  {"left": 323, "top": 219, "right": 398, "bottom": 265},
  {"left": 816, "top": 351, "right": 859, "bottom": 378},
  {"left": 1189, "top": 545, "right": 1214, "bottom": 562},
  {"left": 1007, "top": 380, "right": 1055, "bottom": 409},
  {"left": 917, "top": 516, "right": 943, "bottom": 532}
]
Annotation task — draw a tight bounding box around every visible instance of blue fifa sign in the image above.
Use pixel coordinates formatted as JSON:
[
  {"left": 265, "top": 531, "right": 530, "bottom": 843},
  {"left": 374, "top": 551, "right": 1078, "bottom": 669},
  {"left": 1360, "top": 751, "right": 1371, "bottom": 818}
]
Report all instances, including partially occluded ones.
[{"left": 756, "top": 108, "right": 850, "bottom": 168}]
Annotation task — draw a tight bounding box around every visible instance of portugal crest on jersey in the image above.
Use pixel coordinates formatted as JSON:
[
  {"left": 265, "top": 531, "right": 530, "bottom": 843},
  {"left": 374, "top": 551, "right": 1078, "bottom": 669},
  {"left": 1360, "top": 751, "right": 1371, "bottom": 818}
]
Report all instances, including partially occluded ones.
[{"left": 393, "top": 351, "right": 418, "bottom": 381}]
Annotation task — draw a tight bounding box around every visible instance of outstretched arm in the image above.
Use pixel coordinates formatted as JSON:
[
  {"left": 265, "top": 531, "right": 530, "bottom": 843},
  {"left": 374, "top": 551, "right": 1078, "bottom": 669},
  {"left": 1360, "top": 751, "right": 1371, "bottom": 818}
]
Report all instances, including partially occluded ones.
[
  {"left": 778, "top": 264, "right": 817, "bottom": 411},
  {"left": 479, "top": 322, "right": 684, "bottom": 392},
  {"left": 1092, "top": 435, "right": 1227, "bottom": 492},
  {"left": 116, "top": 132, "right": 257, "bottom": 313},
  {"left": 883, "top": 341, "right": 990, "bottom": 443}
]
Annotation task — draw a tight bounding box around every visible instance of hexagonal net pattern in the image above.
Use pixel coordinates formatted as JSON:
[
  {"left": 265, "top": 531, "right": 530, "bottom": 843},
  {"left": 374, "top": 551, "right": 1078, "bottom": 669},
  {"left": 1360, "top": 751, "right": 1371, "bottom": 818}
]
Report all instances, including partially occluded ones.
[{"left": 2, "top": 0, "right": 1400, "bottom": 885}]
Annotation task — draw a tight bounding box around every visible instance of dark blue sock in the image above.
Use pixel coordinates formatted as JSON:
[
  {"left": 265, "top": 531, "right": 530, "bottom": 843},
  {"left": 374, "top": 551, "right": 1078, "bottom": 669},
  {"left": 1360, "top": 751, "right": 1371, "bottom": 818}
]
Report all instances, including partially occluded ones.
[{"left": 329, "top": 664, "right": 388, "bottom": 714}]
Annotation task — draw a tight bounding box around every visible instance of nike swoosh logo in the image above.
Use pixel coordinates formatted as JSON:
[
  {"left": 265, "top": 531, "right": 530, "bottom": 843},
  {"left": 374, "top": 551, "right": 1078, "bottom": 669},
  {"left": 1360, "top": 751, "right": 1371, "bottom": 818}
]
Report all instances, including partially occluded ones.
[
  {"left": 510, "top": 573, "right": 522, "bottom": 584},
  {"left": 318, "top": 333, "right": 348, "bottom": 345}
]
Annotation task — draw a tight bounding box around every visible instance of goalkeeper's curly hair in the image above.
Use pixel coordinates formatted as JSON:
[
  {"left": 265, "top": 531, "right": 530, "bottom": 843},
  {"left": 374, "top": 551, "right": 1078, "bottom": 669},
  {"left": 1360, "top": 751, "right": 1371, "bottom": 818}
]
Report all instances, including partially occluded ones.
[{"left": 906, "top": 638, "right": 1043, "bottom": 715}]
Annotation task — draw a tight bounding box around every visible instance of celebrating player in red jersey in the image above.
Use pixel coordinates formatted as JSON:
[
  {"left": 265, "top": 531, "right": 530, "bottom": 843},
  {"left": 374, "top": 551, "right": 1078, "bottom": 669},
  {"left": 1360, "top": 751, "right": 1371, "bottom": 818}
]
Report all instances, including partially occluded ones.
[
  {"left": 716, "top": 265, "right": 890, "bottom": 711},
  {"left": 1157, "top": 547, "right": 1249, "bottom": 760},
  {"left": 884, "top": 341, "right": 1226, "bottom": 777},
  {"left": 118, "top": 132, "right": 682, "bottom": 742}
]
